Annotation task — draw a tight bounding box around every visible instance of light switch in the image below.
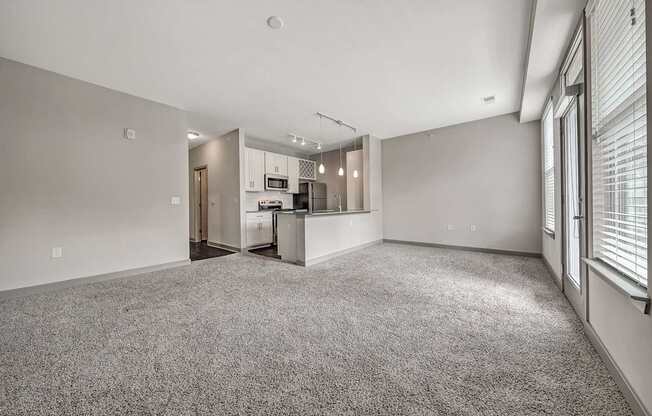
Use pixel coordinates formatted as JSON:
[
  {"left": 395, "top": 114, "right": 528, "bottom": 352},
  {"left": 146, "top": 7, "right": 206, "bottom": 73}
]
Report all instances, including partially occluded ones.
[
  {"left": 171, "top": 196, "right": 181, "bottom": 205},
  {"left": 51, "top": 247, "right": 63, "bottom": 259},
  {"left": 447, "top": 224, "right": 455, "bottom": 231},
  {"left": 470, "top": 225, "right": 477, "bottom": 232}
]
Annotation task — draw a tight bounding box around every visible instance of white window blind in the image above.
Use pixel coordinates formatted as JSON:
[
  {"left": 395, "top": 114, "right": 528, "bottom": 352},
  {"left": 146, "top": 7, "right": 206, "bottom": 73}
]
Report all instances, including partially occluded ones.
[
  {"left": 590, "top": 0, "right": 647, "bottom": 286},
  {"left": 543, "top": 101, "right": 555, "bottom": 233}
]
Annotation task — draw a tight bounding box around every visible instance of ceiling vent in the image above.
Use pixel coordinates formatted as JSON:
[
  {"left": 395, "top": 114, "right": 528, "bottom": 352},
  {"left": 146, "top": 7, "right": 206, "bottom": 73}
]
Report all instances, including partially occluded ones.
[{"left": 481, "top": 95, "right": 496, "bottom": 105}]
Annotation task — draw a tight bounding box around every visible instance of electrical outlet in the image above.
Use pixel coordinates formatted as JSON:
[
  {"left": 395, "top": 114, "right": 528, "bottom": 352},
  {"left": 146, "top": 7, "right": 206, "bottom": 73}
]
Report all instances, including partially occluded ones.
[
  {"left": 51, "top": 247, "right": 63, "bottom": 259},
  {"left": 124, "top": 128, "right": 136, "bottom": 140},
  {"left": 470, "top": 225, "right": 477, "bottom": 232},
  {"left": 170, "top": 196, "right": 181, "bottom": 205},
  {"left": 447, "top": 224, "right": 455, "bottom": 231}
]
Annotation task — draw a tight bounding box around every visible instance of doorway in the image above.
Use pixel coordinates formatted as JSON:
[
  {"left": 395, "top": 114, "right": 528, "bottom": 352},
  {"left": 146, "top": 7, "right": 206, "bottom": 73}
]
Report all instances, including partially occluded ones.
[
  {"left": 561, "top": 96, "right": 586, "bottom": 317},
  {"left": 190, "top": 167, "right": 233, "bottom": 261},
  {"left": 194, "top": 167, "right": 208, "bottom": 242}
]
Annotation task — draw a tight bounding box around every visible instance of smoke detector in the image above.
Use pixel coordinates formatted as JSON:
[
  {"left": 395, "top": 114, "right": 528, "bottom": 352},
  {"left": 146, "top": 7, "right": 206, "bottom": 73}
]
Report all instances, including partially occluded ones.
[{"left": 267, "top": 16, "right": 284, "bottom": 29}]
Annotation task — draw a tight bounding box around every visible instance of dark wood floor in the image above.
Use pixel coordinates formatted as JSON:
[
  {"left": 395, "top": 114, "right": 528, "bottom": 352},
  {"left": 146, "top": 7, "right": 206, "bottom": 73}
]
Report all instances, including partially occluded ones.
[
  {"left": 249, "top": 245, "right": 281, "bottom": 259},
  {"left": 190, "top": 241, "right": 234, "bottom": 261}
]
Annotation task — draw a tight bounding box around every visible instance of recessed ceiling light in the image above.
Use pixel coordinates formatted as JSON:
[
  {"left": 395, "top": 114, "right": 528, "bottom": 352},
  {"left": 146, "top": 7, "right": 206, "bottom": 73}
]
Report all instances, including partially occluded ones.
[
  {"left": 187, "top": 131, "right": 200, "bottom": 140},
  {"left": 267, "top": 16, "right": 284, "bottom": 29},
  {"left": 482, "top": 95, "right": 496, "bottom": 105}
]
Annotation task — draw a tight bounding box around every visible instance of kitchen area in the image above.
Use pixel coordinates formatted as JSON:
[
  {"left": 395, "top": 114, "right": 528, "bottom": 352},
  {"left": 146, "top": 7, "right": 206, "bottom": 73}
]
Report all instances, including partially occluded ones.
[{"left": 244, "top": 115, "right": 382, "bottom": 265}]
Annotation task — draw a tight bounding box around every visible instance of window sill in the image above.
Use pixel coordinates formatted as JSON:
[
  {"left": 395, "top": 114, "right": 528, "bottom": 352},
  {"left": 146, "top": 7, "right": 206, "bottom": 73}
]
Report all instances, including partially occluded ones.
[
  {"left": 582, "top": 258, "right": 650, "bottom": 314},
  {"left": 542, "top": 228, "right": 555, "bottom": 239}
]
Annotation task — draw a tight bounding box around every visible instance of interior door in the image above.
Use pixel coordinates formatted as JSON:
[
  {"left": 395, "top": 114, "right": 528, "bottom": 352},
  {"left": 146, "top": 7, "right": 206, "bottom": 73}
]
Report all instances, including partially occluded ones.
[{"left": 562, "top": 97, "right": 585, "bottom": 316}]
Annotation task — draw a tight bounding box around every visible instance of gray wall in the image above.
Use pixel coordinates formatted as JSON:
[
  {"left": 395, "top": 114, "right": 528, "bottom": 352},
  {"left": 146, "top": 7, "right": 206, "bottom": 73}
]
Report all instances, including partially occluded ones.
[
  {"left": 188, "top": 130, "right": 242, "bottom": 248},
  {"left": 0, "top": 58, "right": 189, "bottom": 292},
  {"left": 382, "top": 113, "right": 542, "bottom": 254}
]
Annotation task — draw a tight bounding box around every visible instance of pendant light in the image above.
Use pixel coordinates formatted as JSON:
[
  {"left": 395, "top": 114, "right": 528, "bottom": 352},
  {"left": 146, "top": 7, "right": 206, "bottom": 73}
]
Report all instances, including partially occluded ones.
[
  {"left": 338, "top": 141, "right": 344, "bottom": 176},
  {"left": 352, "top": 136, "right": 359, "bottom": 178},
  {"left": 318, "top": 115, "right": 325, "bottom": 174}
]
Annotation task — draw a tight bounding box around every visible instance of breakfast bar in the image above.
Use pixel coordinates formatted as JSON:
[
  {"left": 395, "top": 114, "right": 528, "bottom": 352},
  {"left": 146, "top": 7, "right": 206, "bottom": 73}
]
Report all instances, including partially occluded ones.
[{"left": 276, "top": 210, "right": 382, "bottom": 266}]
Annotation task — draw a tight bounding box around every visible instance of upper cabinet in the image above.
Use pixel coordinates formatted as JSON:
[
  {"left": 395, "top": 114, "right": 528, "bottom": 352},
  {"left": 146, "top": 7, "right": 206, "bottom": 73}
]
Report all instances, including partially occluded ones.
[
  {"left": 265, "top": 152, "right": 287, "bottom": 176},
  {"left": 245, "top": 147, "right": 265, "bottom": 192},
  {"left": 287, "top": 156, "right": 299, "bottom": 194},
  {"left": 245, "top": 147, "right": 316, "bottom": 193}
]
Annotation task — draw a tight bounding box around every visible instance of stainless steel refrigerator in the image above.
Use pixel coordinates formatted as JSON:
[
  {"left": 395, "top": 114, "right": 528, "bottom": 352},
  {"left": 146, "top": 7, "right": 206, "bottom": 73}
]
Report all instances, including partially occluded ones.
[{"left": 294, "top": 182, "right": 327, "bottom": 212}]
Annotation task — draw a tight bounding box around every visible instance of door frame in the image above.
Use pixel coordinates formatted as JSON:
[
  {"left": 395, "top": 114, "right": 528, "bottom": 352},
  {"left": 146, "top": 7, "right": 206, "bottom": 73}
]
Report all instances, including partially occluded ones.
[
  {"left": 560, "top": 93, "right": 587, "bottom": 319},
  {"left": 192, "top": 166, "right": 208, "bottom": 243}
]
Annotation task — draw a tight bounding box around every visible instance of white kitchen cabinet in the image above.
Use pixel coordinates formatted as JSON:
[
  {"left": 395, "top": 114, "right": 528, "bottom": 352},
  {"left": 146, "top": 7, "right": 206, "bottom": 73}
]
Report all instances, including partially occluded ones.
[
  {"left": 265, "top": 152, "right": 288, "bottom": 176},
  {"left": 246, "top": 212, "right": 273, "bottom": 246},
  {"left": 286, "top": 156, "right": 299, "bottom": 194},
  {"left": 245, "top": 147, "right": 265, "bottom": 192}
]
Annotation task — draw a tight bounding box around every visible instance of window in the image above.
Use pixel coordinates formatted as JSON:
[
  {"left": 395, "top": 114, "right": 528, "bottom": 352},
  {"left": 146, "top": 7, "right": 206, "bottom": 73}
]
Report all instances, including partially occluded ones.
[
  {"left": 589, "top": 0, "right": 647, "bottom": 286},
  {"left": 543, "top": 100, "right": 555, "bottom": 235}
]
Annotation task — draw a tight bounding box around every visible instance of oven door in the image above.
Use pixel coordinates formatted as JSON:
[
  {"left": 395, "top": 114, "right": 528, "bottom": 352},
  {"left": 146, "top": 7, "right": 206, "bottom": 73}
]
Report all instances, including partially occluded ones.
[{"left": 265, "top": 175, "right": 288, "bottom": 191}]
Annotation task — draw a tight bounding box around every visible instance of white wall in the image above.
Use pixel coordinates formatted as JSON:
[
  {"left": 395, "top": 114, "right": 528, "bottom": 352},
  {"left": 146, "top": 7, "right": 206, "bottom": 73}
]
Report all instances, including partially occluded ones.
[
  {"left": 382, "top": 113, "right": 542, "bottom": 254},
  {"left": 188, "top": 130, "right": 243, "bottom": 249},
  {"left": 0, "top": 58, "right": 189, "bottom": 292}
]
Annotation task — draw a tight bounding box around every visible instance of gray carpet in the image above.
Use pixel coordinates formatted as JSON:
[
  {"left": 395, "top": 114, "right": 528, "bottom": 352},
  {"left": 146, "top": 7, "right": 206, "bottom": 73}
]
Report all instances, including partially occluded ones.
[{"left": 0, "top": 243, "right": 632, "bottom": 415}]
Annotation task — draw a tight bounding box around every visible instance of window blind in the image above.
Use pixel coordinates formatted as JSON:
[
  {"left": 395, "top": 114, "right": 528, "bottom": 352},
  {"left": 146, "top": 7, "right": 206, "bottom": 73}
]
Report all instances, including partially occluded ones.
[
  {"left": 543, "top": 101, "right": 555, "bottom": 233},
  {"left": 590, "top": 0, "right": 647, "bottom": 286}
]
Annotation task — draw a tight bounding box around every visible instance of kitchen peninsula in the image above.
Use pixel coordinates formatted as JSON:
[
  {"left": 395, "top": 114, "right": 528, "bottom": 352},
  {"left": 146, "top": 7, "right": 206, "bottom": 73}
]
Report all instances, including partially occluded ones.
[{"left": 276, "top": 209, "right": 382, "bottom": 266}]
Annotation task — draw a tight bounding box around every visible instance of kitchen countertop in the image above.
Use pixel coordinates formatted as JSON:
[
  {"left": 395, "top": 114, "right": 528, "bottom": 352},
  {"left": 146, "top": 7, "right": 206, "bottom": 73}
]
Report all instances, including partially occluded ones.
[{"left": 276, "top": 209, "right": 371, "bottom": 217}]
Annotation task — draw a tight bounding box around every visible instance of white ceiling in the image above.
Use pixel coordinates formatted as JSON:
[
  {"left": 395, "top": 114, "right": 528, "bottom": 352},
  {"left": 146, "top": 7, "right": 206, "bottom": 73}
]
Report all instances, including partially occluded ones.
[
  {"left": 519, "top": 0, "right": 585, "bottom": 123},
  {"left": 0, "top": 0, "right": 532, "bottom": 146}
]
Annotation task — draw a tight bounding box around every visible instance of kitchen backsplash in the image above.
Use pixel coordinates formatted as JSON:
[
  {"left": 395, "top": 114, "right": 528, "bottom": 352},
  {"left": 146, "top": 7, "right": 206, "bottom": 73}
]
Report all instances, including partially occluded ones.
[{"left": 245, "top": 191, "right": 294, "bottom": 211}]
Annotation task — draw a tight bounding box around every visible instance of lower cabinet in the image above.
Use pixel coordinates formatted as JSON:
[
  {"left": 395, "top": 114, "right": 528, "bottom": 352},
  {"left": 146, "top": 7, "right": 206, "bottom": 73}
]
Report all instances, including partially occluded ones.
[{"left": 246, "top": 212, "right": 273, "bottom": 246}]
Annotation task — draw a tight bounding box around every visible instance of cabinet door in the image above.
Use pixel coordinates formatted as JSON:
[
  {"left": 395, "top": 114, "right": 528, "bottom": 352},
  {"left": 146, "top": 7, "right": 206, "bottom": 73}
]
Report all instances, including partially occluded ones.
[
  {"left": 246, "top": 219, "right": 261, "bottom": 246},
  {"left": 276, "top": 154, "right": 288, "bottom": 176},
  {"left": 245, "top": 148, "right": 265, "bottom": 191},
  {"left": 264, "top": 152, "right": 275, "bottom": 175},
  {"left": 265, "top": 152, "right": 288, "bottom": 176},
  {"left": 245, "top": 148, "right": 255, "bottom": 191},
  {"left": 286, "top": 157, "right": 299, "bottom": 194},
  {"left": 252, "top": 149, "right": 265, "bottom": 191}
]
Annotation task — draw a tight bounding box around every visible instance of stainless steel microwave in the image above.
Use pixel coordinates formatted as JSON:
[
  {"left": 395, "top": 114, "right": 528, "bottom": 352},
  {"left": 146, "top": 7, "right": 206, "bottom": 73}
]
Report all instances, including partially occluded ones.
[{"left": 265, "top": 174, "right": 288, "bottom": 191}]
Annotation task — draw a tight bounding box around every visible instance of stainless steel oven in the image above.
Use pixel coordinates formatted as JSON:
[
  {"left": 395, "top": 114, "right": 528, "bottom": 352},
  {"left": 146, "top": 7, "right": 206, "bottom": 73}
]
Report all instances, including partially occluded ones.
[{"left": 265, "top": 174, "right": 288, "bottom": 191}]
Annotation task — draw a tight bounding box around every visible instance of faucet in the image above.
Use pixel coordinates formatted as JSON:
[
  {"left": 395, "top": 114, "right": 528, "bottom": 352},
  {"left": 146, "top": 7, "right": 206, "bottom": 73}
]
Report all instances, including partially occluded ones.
[{"left": 334, "top": 193, "right": 342, "bottom": 212}]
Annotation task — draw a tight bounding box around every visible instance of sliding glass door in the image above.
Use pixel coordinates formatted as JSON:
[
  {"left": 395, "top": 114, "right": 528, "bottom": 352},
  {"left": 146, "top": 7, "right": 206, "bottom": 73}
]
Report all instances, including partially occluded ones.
[{"left": 563, "top": 100, "right": 582, "bottom": 289}]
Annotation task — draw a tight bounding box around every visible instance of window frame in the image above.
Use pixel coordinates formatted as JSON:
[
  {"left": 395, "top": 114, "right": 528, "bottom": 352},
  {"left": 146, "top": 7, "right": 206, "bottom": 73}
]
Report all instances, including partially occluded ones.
[{"left": 542, "top": 99, "right": 556, "bottom": 238}]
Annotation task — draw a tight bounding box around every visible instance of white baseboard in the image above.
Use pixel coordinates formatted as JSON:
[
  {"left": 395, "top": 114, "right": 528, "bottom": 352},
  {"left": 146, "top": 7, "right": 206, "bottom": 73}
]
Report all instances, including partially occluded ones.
[
  {"left": 0, "top": 259, "right": 191, "bottom": 300},
  {"left": 584, "top": 323, "right": 650, "bottom": 416},
  {"left": 207, "top": 241, "right": 240, "bottom": 252}
]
